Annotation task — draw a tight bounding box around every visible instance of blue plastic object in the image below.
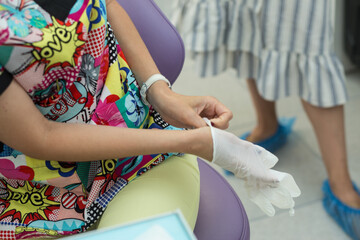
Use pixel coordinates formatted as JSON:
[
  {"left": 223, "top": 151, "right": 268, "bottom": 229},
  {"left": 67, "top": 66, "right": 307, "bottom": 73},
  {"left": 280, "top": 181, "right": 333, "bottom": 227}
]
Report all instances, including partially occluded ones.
[
  {"left": 322, "top": 180, "right": 360, "bottom": 240},
  {"left": 224, "top": 117, "right": 295, "bottom": 176},
  {"left": 240, "top": 117, "right": 296, "bottom": 153},
  {"left": 66, "top": 210, "right": 196, "bottom": 240}
]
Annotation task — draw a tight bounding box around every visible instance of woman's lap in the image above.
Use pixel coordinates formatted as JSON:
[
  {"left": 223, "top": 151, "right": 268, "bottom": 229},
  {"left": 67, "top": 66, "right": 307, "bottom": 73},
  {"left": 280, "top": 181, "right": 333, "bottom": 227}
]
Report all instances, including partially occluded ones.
[{"left": 97, "top": 154, "right": 200, "bottom": 230}]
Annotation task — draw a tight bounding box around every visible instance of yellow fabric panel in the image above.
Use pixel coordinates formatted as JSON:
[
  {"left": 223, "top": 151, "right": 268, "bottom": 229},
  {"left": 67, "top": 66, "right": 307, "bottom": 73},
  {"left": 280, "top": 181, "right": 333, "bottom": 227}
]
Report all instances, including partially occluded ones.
[
  {"left": 104, "top": 60, "right": 126, "bottom": 97},
  {"left": 97, "top": 154, "right": 200, "bottom": 230},
  {"left": 25, "top": 156, "right": 76, "bottom": 182}
]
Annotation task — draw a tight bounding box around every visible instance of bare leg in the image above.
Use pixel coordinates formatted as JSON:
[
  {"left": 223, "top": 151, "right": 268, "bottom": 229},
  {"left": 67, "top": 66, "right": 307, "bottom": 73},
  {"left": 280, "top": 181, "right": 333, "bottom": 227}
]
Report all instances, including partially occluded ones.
[
  {"left": 246, "top": 79, "right": 278, "bottom": 142},
  {"left": 301, "top": 100, "right": 360, "bottom": 208}
]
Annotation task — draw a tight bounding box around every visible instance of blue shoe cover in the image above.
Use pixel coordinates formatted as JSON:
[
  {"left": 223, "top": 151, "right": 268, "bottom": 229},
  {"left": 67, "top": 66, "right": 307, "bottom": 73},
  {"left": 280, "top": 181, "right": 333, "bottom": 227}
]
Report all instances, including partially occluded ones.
[
  {"left": 240, "top": 117, "right": 295, "bottom": 153},
  {"left": 322, "top": 180, "right": 360, "bottom": 240},
  {"left": 224, "top": 169, "right": 234, "bottom": 176},
  {"left": 224, "top": 117, "right": 295, "bottom": 176}
]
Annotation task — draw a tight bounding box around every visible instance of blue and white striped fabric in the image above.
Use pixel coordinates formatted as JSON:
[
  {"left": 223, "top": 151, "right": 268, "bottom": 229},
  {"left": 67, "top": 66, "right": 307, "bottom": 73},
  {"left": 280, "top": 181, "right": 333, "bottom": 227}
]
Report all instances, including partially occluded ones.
[{"left": 172, "top": 0, "right": 348, "bottom": 107}]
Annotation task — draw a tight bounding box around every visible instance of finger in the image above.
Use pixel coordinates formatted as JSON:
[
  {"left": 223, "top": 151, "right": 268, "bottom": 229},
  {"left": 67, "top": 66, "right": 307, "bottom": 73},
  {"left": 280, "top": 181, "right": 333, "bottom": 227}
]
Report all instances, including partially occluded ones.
[
  {"left": 246, "top": 185, "right": 276, "bottom": 216},
  {"left": 254, "top": 145, "right": 279, "bottom": 168},
  {"left": 200, "top": 97, "right": 232, "bottom": 129},
  {"left": 269, "top": 170, "right": 301, "bottom": 198},
  {"left": 188, "top": 111, "right": 207, "bottom": 129},
  {"left": 261, "top": 185, "right": 295, "bottom": 210},
  {"left": 250, "top": 192, "right": 276, "bottom": 217},
  {"left": 202, "top": 117, "right": 212, "bottom": 126},
  {"left": 210, "top": 116, "right": 231, "bottom": 129},
  {"left": 210, "top": 110, "right": 233, "bottom": 129},
  {"left": 276, "top": 171, "right": 301, "bottom": 198}
]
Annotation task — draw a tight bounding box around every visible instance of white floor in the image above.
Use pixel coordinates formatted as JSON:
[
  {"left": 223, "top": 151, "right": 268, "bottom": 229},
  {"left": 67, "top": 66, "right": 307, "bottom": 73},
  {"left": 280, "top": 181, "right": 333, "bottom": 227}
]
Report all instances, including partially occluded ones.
[
  {"left": 154, "top": 1, "right": 360, "bottom": 239},
  {"left": 174, "top": 58, "right": 360, "bottom": 240}
]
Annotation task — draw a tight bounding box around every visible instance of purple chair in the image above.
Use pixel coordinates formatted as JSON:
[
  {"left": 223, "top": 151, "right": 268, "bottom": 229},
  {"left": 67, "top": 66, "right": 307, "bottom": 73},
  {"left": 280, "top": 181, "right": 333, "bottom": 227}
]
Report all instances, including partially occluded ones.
[{"left": 117, "top": 1, "right": 250, "bottom": 239}]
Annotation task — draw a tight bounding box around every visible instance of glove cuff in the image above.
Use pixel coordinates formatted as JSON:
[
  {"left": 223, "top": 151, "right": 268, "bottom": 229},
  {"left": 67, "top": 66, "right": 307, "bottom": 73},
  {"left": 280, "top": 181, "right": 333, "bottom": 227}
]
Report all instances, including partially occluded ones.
[{"left": 203, "top": 118, "right": 216, "bottom": 162}]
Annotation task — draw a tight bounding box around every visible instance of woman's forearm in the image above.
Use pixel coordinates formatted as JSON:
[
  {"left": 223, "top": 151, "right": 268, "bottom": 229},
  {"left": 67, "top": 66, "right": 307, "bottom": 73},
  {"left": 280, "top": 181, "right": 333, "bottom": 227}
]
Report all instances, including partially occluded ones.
[
  {"left": 106, "top": 1, "right": 160, "bottom": 86},
  {"left": 39, "top": 121, "right": 213, "bottom": 162},
  {"left": 0, "top": 81, "right": 213, "bottom": 162}
]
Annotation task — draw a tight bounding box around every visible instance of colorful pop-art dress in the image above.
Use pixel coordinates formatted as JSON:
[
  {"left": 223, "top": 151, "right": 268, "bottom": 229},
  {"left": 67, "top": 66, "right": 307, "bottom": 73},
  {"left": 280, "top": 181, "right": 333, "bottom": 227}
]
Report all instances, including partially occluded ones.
[{"left": 0, "top": 0, "right": 180, "bottom": 239}]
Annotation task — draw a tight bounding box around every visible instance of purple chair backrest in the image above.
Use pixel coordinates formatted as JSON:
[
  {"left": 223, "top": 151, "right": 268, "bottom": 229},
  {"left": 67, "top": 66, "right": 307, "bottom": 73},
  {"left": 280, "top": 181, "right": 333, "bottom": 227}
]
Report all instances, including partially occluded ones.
[{"left": 116, "top": 0, "right": 185, "bottom": 84}]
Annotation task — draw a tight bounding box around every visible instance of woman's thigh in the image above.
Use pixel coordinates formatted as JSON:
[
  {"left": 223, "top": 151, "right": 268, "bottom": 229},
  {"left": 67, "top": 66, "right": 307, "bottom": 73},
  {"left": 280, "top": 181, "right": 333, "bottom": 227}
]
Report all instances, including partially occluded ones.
[{"left": 97, "top": 154, "right": 200, "bottom": 230}]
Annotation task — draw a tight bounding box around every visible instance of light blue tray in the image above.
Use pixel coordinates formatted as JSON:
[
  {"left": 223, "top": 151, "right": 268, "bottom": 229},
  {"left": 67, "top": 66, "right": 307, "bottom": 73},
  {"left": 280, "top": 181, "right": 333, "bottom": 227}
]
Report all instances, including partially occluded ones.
[{"left": 65, "top": 210, "right": 197, "bottom": 240}]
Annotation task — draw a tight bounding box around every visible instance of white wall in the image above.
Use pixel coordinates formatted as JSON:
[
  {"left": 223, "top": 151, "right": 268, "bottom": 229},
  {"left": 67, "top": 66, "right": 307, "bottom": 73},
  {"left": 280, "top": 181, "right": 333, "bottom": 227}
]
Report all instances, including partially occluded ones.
[{"left": 154, "top": 0, "right": 172, "bottom": 16}]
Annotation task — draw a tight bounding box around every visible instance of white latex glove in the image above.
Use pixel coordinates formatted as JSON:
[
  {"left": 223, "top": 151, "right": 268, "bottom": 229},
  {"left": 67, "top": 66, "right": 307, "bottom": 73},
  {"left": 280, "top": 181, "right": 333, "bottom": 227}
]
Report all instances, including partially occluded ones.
[{"left": 204, "top": 118, "right": 301, "bottom": 216}]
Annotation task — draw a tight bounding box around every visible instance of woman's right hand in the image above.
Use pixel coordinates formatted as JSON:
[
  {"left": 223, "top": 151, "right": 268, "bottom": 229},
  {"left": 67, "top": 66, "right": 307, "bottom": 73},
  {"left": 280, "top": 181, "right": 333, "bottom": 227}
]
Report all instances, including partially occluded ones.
[{"left": 147, "top": 81, "right": 233, "bottom": 130}]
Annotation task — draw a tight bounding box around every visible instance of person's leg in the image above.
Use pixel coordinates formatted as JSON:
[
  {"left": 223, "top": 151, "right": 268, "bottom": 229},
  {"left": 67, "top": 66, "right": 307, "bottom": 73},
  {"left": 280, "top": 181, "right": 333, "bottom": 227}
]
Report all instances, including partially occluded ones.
[
  {"left": 301, "top": 100, "right": 360, "bottom": 208},
  {"left": 246, "top": 79, "right": 278, "bottom": 142},
  {"left": 97, "top": 154, "right": 200, "bottom": 230}
]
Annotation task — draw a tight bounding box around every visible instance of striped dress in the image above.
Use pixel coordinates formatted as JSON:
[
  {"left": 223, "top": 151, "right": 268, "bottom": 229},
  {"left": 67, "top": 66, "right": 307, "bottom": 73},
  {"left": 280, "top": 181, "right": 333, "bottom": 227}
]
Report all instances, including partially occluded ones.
[{"left": 172, "top": 0, "right": 348, "bottom": 107}]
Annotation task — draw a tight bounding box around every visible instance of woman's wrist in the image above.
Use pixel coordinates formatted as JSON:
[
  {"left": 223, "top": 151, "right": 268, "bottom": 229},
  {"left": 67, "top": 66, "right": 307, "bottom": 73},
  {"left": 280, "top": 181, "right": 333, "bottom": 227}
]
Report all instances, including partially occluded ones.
[
  {"left": 182, "top": 127, "right": 213, "bottom": 161},
  {"left": 146, "top": 80, "right": 173, "bottom": 107}
]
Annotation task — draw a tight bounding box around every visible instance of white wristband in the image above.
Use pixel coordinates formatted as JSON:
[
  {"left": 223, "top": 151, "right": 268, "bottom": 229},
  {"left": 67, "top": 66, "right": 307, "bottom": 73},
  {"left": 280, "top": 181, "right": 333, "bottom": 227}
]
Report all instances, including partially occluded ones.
[{"left": 140, "top": 74, "right": 171, "bottom": 107}]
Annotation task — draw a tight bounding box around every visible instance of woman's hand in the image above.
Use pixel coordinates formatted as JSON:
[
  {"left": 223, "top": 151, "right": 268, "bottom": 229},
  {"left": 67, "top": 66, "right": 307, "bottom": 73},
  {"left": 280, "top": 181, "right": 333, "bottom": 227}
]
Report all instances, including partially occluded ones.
[
  {"left": 147, "top": 81, "right": 233, "bottom": 129},
  {"left": 205, "top": 118, "right": 301, "bottom": 216},
  {"left": 105, "top": 1, "right": 232, "bottom": 129}
]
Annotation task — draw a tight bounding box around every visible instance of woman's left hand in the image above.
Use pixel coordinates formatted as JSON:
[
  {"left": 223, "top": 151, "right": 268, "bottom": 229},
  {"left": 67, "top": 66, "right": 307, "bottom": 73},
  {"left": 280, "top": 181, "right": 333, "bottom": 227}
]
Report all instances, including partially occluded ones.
[{"left": 147, "top": 81, "right": 233, "bottom": 129}]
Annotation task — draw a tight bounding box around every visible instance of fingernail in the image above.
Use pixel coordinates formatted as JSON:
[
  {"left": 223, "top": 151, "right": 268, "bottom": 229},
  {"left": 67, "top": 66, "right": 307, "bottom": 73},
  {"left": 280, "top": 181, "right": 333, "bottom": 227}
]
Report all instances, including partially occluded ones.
[{"left": 211, "top": 122, "right": 214, "bottom": 127}]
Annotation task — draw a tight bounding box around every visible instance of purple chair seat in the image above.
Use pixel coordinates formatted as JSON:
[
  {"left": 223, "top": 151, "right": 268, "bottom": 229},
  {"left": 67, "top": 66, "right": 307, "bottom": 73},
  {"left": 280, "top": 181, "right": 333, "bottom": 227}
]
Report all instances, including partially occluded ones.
[
  {"left": 195, "top": 159, "right": 250, "bottom": 240},
  {"left": 116, "top": 0, "right": 250, "bottom": 239}
]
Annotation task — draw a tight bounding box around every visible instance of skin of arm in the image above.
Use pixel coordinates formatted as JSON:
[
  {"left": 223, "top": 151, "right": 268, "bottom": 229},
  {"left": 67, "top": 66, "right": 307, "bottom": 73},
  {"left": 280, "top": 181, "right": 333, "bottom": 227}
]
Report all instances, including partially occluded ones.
[
  {"left": 105, "top": 0, "right": 233, "bottom": 129},
  {"left": 0, "top": 1, "right": 230, "bottom": 163},
  {"left": 0, "top": 80, "right": 213, "bottom": 162}
]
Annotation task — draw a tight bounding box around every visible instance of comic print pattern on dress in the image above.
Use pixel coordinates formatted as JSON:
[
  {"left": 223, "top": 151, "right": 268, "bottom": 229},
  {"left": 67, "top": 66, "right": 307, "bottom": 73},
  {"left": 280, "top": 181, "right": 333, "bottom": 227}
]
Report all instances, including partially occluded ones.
[{"left": 0, "top": 0, "right": 181, "bottom": 238}]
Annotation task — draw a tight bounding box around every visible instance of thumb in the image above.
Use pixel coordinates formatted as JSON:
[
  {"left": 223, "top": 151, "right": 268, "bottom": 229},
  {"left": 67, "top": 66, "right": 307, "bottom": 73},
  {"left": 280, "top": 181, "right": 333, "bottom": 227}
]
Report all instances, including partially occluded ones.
[{"left": 189, "top": 112, "right": 207, "bottom": 129}]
